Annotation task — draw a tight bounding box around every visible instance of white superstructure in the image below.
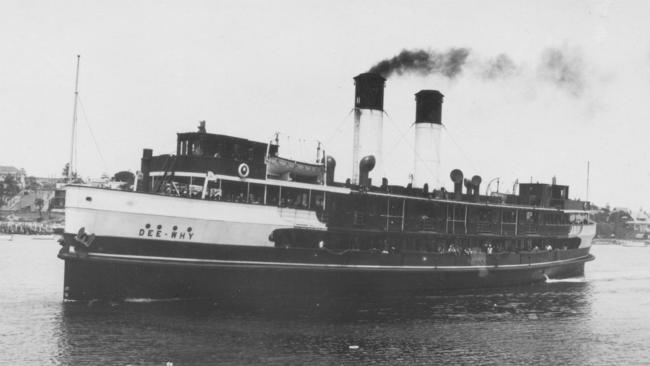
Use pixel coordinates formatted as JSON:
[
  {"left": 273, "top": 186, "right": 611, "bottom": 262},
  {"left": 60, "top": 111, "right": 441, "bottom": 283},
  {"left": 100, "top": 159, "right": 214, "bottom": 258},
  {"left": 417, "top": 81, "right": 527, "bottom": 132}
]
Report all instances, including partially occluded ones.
[{"left": 64, "top": 185, "right": 327, "bottom": 247}]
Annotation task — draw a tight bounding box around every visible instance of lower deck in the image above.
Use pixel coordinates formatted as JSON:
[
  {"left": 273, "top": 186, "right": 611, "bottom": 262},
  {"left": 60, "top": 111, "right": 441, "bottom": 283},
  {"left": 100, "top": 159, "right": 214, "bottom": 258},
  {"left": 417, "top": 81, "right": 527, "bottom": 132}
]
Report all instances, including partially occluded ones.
[{"left": 60, "top": 233, "right": 591, "bottom": 269}]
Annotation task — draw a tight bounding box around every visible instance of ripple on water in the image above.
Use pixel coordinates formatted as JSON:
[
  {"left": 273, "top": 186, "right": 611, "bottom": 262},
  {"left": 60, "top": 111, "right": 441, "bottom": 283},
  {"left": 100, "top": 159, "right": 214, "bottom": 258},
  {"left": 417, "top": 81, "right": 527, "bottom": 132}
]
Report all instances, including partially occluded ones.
[{"left": 2, "top": 242, "right": 650, "bottom": 365}]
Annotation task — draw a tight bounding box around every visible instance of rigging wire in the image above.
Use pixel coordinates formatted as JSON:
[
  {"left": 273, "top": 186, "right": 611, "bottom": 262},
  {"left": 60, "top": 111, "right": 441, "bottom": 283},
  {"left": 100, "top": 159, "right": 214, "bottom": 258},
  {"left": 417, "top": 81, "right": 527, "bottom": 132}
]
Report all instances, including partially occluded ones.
[
  {"left": 77, "top": 95, "right": 109, "bottom": 175},
  {"left": 382, "top": 112, "right": 445, "bottom": 187},
  {"left": 323, "top": 108, "right": 355, "bottom": 147},
  {"left": 441, "top": 123, "right": 478, "bottom": 173}
]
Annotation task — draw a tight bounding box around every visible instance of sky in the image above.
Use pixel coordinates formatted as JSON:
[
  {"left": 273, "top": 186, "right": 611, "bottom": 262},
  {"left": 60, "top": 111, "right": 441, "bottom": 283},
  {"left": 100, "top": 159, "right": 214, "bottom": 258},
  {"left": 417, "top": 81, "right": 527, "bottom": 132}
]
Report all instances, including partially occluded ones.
[{"left": 1, "top": 0, "right": 649, "bottom": 210}]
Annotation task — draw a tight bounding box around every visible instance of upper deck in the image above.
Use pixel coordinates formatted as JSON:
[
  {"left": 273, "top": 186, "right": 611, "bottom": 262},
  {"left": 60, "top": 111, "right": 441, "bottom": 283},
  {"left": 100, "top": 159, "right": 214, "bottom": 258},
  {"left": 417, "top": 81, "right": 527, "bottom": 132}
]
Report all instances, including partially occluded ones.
[{"left": 139, "top": 123, "right": 590, "bottom": 216}]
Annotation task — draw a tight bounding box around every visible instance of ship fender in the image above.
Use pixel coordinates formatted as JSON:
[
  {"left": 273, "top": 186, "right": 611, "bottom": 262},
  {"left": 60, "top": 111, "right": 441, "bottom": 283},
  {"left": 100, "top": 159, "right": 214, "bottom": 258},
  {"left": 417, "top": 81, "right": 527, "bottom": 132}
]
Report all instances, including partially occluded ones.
[{"left": 238, "top": 163, "right": 250, "bottom": 178}]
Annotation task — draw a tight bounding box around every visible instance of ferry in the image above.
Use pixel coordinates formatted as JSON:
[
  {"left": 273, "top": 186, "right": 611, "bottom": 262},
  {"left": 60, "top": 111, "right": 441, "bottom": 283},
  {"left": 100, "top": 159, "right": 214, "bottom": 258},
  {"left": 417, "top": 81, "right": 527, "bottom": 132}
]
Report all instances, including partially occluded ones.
[{"left": 58, "top": 73, "right": 595, "bottom": 301}]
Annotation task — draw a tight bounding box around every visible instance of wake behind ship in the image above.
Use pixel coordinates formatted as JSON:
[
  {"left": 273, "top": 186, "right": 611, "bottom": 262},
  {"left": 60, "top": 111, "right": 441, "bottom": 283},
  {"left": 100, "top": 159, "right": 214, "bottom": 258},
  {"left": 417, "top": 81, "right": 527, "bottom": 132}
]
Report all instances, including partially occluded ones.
[{"left": 58, "top": 73, "right": 595, "bottom": 301}]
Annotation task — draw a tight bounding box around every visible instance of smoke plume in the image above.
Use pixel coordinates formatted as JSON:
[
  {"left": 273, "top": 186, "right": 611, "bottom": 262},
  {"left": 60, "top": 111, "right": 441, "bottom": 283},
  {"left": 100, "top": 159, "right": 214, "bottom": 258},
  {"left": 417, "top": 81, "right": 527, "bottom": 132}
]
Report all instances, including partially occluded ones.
[
  {"left": 368, "top": 48, "right": 470, "bottom": 79},
  {"left": 481, "top": 54, "right": 518, "bottom": 79},
  {"left": 538, "top": 47, "right": 585, "bottom": 96},
  {"left": 368, "top": 46, "right": 590, "bottom": 97}
]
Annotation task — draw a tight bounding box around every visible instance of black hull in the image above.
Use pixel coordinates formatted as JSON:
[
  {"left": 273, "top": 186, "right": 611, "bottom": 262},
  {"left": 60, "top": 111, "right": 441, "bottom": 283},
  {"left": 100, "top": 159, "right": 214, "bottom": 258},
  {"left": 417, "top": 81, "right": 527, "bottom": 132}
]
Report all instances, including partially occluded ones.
[{"left": 59, "top": 236, "right": 593, "bottom": 301}]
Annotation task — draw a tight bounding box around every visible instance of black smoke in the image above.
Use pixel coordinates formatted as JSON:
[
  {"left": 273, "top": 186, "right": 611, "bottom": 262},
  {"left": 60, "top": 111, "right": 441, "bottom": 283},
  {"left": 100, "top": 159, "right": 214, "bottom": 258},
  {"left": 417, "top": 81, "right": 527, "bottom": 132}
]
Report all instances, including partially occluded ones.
[
  {"left": 538, "top": 47, "right": 585, "bottom": 96},
  {"left": 368, "top": 46, "right": 589, "bottom": 97},
  {"left": 368, "top": 48, "right": 470, "bottom": 79}
]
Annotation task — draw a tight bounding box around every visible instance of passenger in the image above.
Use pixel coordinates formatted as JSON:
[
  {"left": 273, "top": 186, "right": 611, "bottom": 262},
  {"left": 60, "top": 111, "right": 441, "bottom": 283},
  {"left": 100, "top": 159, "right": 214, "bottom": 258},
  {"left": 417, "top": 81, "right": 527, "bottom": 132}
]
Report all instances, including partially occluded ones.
[
  {"left": 487, "top": 243, "right": 493, "bottom": 255},
  {"left": 545, "top": 243, "right": 553, "bottom": 251},
  {"left": 300, "top": 193, "right": 309, "bottom": 208},
  {"left": 268, "top": 194, "right": 278, "bottom": 206},
  {"left": 382, "top": 240, "right": 389, "bottom": 254},
  {"left": 314, "top": 196, "right": 324, "bottom": 209}
]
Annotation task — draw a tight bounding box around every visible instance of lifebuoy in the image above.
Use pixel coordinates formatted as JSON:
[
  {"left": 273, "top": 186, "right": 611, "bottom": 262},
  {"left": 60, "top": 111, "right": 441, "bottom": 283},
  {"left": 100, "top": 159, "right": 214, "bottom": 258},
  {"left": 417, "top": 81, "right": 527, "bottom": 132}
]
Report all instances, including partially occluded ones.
[{"left": 238, "top": 163, "right": 250, "bottom": 178}]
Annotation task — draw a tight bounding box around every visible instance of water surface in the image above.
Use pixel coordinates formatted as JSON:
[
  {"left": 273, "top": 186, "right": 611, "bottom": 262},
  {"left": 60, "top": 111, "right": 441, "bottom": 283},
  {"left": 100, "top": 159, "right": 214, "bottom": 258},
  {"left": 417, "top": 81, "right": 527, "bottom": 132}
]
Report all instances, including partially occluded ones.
[{"left": 1, "top": 238, "right": 649, "bottom": 365}]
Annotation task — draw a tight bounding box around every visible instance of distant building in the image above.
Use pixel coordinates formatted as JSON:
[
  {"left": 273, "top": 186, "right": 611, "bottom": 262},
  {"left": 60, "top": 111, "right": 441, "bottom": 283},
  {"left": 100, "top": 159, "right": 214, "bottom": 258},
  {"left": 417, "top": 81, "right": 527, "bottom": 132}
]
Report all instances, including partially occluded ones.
[
  {"left": 0, "top": 165, "right": 25, "bottom": 182},
  {"left": 630, "top": 209, "right": 650, "bottom": 234}
]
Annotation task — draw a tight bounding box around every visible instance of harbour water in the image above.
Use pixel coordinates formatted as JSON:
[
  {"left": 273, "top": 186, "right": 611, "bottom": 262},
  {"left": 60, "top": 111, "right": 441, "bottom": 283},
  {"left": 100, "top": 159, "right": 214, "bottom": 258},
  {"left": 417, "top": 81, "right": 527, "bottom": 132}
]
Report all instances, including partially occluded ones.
[{"left": 1, "top": 237, "right": 649, "bottom": 365}]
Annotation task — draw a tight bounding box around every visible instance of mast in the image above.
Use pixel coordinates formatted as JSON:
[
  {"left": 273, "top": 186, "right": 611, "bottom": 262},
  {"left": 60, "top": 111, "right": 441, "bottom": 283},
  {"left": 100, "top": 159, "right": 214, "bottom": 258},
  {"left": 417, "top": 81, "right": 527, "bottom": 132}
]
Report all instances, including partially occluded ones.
[{"left": 68, "top": 55, "right": 81, "bottom": 182}]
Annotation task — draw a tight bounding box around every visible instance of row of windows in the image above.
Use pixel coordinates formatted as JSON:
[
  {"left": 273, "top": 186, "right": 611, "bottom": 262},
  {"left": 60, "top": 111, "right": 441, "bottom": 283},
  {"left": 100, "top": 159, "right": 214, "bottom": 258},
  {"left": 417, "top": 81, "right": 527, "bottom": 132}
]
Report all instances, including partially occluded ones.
[
  {"left": 274, "top": 230, "right": 581, "bottom": 253},
  {"left": 152, "top": 177, "right": 324, "bottom": 210},
  {"left": 330, "top": 196, "right": 577, "bottom": 227}
]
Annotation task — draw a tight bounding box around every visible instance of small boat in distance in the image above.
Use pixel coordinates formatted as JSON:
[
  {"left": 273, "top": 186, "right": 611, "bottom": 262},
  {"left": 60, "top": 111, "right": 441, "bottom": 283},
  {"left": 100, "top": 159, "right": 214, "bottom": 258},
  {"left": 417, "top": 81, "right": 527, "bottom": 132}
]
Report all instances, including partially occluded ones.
[
  {"left": 0, "top": 234, "right": 13, "bottom": 241},
  {"left": 58, "top": 72, "right": 595, "bottom": 301}
]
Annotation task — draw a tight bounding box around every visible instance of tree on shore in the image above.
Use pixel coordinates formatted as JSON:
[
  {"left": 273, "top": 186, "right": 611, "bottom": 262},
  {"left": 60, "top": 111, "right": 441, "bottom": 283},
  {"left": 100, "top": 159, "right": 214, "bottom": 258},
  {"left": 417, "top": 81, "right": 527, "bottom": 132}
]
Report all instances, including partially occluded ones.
[
  {"left": 113, "top": 171, "right": 135, "bottom": 186},
  {"left": 61, "top": 163, "right": 84, "bottom": 183},
  {"left": 0, "top": 175, "right": 21, "bottom": 208},
  {"left": 34, "top": 198, "right": 44, "bottom": 218}
]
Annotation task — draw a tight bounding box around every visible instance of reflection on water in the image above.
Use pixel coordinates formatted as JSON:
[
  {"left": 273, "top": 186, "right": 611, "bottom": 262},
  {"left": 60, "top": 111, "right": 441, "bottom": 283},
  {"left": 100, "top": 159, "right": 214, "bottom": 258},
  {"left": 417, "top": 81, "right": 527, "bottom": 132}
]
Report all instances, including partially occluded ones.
[
  {"left": 3, "top": 240, "right": 650, "bottom": 365},
  {"left": 54, "top": 280, "right": 594, "bottom": 365}
]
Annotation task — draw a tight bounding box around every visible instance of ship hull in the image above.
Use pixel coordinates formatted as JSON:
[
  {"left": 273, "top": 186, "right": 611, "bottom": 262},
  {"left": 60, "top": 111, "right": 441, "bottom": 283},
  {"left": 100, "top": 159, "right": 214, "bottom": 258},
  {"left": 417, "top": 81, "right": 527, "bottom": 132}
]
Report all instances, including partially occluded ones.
[{"left": 58, "top": 235, "right": 593, "bottom": 301}]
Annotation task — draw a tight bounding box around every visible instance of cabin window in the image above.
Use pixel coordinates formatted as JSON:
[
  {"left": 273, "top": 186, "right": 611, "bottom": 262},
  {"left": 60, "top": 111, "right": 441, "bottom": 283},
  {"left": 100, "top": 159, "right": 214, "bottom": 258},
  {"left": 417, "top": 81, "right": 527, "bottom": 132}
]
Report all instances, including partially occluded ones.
[
  {"left": 248, "top": 183, "right": 264, "bottom": 204},
  {"left": 406, "top": 200, "right": 426, "bottom": 218},
  {"left": 192, "top": 142, "right": 204, "bottom": 157},
  {"left": 522, "top": 211, "right": 538, "bottom": 223},
  {"left": 188, "top": 178, "right": 203, "bottom": 198},
  {"left": 221, "top": 180, "right": 247, "bottom": 203},
  {"left": 546, "top": 213, "right": 562, "bottom": 225},
  {"left": 310, "top": 191, "right": 324, "bottom": 210},
  {"left": 387, "top": 198, "right": 403, "bottom": 231},
  {"left": 281, "top": 187, "right": 309, "bottom": 209},
  {"left": 479, "top": 208, "right": 494, "bottom": 222},
  {"left": 177, "top": 182, "right": 190, "bottom": 197},
  {"left": 266, "top": 185, "right": 280, "bottom": 206},
  {"left": 388, "top": 199, "right": 402, "bottom": 216},
  {"left": 451, "top": 205, "right": 465, "bottom": 221},
  {"left": 502, "top": 210, "right": 516, "bottom": 223},
  {"left": 206, "top": 179, "right": 222, "bottom": 200},
  {"left": 232, "top": 143, "right": 244, "bottom": 161},
  {"left": 432, "top": 202, "right": 445, "bottom": 221}
]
